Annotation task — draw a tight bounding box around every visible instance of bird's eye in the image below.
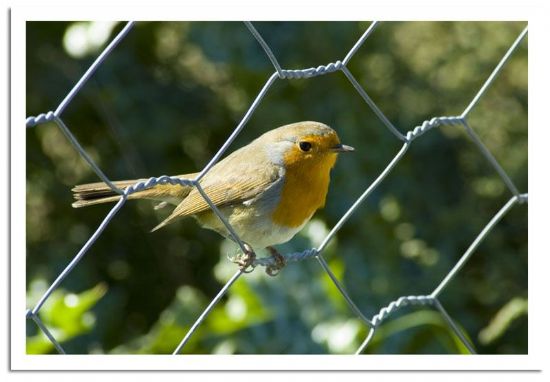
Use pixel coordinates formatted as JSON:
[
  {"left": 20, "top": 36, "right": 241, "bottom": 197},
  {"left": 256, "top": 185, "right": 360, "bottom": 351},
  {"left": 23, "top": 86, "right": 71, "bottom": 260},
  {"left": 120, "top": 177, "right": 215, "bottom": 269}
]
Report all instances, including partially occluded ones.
[{"left": 299, "top": 141, "right": 312, "bottom": 152}]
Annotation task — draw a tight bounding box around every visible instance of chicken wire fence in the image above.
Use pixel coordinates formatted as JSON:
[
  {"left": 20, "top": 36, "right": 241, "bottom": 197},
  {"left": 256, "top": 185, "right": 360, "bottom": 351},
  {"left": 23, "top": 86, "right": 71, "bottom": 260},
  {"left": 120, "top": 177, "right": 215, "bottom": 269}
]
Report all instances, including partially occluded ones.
[{"left": 25, "top": 21, "right": 528, "bottom": 355}]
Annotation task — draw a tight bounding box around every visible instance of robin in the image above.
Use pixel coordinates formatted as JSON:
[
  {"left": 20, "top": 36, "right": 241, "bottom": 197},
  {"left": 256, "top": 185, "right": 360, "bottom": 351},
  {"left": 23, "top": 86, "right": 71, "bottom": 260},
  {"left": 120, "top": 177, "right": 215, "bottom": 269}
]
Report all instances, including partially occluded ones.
[{"left": 72, "top": 121, "right": 354, "bottom": 275}]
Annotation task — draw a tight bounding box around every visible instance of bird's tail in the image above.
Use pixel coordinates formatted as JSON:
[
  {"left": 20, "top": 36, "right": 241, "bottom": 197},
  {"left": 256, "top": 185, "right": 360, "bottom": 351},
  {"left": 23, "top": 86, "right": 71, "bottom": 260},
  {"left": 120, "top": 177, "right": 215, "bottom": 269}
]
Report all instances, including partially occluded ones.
[{"left": 71, "top": 174, "right": 197, "bottom": 208}]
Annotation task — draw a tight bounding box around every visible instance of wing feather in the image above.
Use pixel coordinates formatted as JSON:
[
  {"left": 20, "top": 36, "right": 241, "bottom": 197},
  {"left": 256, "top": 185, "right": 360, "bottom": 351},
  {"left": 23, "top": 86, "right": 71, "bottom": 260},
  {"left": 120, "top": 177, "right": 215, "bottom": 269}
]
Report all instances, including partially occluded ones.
[
  {"left": 173, "top": 174, "right": 275, "bottom": 216},
  {"left": 151, "top": 144, "right": 282, "bottom": 231}
]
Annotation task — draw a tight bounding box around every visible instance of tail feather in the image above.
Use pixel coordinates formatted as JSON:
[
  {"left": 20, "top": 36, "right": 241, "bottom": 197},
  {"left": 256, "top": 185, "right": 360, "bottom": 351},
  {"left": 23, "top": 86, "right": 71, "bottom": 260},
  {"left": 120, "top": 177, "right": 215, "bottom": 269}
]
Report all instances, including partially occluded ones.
[
  {"left": 71, "top": 174, "right": 197, "bottom": 208},
  {"left": 72, "top": 194, "right": 127, "bottom": 208}
]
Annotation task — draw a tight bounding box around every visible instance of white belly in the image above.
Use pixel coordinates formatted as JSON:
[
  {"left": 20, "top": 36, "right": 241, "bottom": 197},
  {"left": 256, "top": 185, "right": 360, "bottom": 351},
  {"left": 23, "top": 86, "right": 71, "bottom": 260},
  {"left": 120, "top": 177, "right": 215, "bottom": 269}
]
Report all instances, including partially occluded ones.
[{"left": 196, "top": 205, "right": 309, "bottom": 250}]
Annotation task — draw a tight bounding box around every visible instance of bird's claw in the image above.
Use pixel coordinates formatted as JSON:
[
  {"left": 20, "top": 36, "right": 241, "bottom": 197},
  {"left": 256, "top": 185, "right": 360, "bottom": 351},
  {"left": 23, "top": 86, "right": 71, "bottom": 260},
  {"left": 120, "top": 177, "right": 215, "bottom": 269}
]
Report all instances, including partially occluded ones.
[
  {"left": 265, "top": 246, "right": 286, "bottom": 277},
  {"left": 229, "top": 243, "right": 257, "bottom": 273},
  {"left": 228, "top": 245, "right": 287, "bottom": 276}
]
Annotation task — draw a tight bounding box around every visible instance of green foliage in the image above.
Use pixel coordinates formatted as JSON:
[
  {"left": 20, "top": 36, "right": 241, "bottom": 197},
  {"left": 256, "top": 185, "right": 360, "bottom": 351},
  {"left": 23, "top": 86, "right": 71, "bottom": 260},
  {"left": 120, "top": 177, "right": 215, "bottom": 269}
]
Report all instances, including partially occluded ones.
[
  {"left": 26, "top": 21, "right": 527, "bottom": 354},
  {"left": 367, "top": 310, "right": 473, "bottom": 354},
  {"left": 478, "top": 297, "right": 528, "bottom": 345},
  {"left": 26, "top": 282, "right": 107, "bottom": 354}
]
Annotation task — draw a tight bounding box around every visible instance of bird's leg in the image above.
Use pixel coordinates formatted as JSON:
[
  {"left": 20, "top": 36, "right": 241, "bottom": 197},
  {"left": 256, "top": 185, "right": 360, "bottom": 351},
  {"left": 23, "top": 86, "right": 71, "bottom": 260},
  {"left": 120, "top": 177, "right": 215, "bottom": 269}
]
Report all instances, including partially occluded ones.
[
  {"left": 229, "top": 242, "right": 256, "bottom": 273},
  {"left": 265, "top": 246, "right": 286, "bottom": 277}
]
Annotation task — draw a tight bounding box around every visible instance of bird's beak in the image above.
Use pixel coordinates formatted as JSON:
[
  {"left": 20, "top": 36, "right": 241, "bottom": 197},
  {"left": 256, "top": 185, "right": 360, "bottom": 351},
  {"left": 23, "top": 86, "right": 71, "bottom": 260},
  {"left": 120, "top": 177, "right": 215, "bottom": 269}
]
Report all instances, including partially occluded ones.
[{"left": 331, "top": 143, "right": 355, "bottom": 153}]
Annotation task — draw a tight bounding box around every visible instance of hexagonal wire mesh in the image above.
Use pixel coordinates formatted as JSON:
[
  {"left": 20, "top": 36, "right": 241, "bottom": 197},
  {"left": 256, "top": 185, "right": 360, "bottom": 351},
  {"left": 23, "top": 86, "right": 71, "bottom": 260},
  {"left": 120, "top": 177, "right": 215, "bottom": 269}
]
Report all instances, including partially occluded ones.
[{"left": 25, "top": 21, "right": 528, "bottom": 355}]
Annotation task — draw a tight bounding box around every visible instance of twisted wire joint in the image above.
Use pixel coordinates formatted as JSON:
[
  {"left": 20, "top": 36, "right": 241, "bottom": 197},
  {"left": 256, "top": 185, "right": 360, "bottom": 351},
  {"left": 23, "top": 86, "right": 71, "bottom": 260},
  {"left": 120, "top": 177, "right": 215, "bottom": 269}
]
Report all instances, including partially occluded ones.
[
  {"left": 371, "top": 295, "right": 434, "bottom": 327},
  {"left": 123, "top": 175, "right": 196, "bottom": 196},
  {"left": 405, "top": 116, "right": 464, "bottom": 142},
  {"left": 26, "top": 111, "right": 56, "bottom": 128},
  {"left": 280, "top": 61, "right": 343, "bottom": 79}
]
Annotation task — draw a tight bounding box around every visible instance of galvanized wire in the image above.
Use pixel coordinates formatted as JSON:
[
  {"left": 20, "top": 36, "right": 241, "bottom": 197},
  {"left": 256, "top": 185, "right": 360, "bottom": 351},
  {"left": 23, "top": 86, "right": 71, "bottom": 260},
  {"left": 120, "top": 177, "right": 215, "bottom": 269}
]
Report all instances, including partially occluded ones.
[
  {"left": 25, "top": 21, "right": 528, "bottom": 356},
  {"left": 172, "top": 270, "right": 244, "bottom": 355}
]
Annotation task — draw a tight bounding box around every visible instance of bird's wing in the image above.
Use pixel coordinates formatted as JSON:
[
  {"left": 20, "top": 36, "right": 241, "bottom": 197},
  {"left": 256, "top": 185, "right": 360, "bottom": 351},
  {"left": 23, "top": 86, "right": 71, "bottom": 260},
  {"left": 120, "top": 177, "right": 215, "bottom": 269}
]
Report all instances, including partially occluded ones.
[{"left": 151, "top": 145, "right": 282, "bottom": 231}]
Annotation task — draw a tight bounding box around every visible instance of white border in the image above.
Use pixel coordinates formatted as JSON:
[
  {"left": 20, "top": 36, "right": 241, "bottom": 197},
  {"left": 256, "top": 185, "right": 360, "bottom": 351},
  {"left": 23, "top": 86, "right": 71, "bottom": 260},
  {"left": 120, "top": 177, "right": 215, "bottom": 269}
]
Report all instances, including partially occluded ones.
[{"left": 10, "top": 0, "right": 548, "bottom": 372}]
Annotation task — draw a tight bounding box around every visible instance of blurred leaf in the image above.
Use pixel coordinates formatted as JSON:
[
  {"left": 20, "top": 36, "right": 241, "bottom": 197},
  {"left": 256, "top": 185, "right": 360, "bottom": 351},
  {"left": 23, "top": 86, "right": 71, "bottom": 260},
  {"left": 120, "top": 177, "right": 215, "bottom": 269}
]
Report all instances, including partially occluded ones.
[
  {"left": 26, "top": 283, "right": 107, "bottom": 354},
  {"left": 207, "top": 277, "right": 272, "bottom": 335},
  {"left": 311, "top": 318, "right": 362, "bottom": 353},
  {"left": 111, "top": 286, "right": 209, "bottom": 354},
  {"left": 478, "top": 297, "right": 528, "bottom": 345},
  {"left": 369, "top": 310, "right": 474, "bottom": 354}
]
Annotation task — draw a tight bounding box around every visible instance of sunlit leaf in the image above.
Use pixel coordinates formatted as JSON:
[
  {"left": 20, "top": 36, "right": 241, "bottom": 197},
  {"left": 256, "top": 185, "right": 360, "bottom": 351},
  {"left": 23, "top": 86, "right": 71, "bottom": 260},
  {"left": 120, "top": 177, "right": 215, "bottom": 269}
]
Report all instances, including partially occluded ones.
[{"left": 479, "top": 297, "right": 528, "bottom": 345}]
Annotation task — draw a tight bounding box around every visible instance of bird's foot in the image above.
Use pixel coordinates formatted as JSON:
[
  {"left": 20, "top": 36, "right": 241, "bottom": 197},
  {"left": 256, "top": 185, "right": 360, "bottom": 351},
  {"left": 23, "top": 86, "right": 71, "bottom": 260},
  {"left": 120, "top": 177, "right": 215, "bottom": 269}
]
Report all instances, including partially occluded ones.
[
  {"left": 265, "top": 246, "right": 286, "bottom": 277},
  {"left": 229, "top": 243, "right": 256, "bottom": 273}
]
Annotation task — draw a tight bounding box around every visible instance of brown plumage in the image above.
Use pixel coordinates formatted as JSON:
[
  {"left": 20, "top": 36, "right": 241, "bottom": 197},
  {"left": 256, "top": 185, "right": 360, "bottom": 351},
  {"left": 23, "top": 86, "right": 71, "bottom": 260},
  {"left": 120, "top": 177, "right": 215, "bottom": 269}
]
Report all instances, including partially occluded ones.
[{"left": 71, "top": 121, "right": 353, "bottom": 249}]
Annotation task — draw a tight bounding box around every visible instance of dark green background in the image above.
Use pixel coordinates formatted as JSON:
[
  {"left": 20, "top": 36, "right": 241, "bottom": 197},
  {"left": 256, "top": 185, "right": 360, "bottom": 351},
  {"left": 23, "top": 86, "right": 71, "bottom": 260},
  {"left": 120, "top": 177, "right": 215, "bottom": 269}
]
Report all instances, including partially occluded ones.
[{"left": 26, "top": 21, "right": 527, "bottom": 354}]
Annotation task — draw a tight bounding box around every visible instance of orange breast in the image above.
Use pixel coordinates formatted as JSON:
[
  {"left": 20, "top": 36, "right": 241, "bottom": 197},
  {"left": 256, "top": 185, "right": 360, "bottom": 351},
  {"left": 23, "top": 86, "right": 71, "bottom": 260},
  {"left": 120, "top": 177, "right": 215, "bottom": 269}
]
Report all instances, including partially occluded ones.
[{"left": 271, "top": 151, "right": 337, "bottom": 228}]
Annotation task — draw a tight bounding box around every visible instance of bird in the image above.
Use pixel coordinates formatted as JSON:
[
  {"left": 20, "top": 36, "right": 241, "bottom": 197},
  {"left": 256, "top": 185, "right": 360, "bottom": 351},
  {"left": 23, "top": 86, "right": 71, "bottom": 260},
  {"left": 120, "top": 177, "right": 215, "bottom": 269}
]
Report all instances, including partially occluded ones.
[{"left": 71, "top": 121, "right": 354, "bottom": 275}]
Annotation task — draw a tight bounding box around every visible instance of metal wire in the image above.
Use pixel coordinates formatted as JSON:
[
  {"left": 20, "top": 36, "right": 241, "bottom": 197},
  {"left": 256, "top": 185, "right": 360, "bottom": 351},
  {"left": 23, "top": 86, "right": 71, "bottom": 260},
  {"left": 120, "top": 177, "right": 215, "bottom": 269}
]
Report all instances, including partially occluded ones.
[
  {"left": 244, "top": 22, "right": 284, "bottom": 77},
  {"left": 431, "top": 194, "right": 526, "bottom": 298},
  {"left": 461, "top": 26, "right": 528, "bottom": 119},
  {"left": 172, "top": 270, "right": 244, "bottom": 355},
  {"left": 25, "top": 21, "right": 528, "bottom": 355}
]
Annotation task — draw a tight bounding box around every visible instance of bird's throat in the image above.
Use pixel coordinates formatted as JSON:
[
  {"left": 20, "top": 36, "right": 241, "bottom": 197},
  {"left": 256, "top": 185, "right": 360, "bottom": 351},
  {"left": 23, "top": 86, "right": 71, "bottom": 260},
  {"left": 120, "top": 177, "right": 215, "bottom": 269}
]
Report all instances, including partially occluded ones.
[{"left": 271, "top": 154, "right": 336, "bottom": 228}]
